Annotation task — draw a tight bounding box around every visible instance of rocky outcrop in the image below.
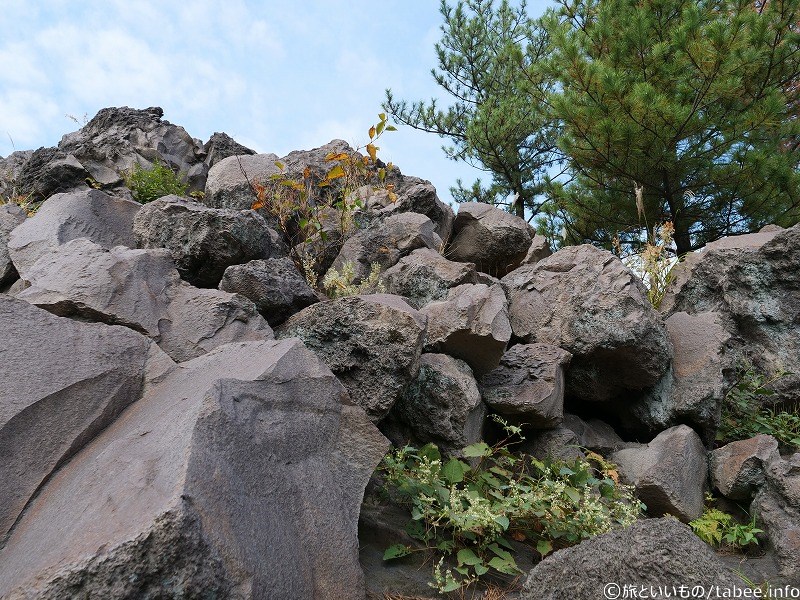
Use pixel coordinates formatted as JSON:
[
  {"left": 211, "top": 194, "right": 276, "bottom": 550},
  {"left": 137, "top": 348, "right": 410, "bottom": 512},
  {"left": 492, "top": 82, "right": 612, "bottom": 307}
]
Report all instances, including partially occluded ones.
[
  {"left": 202, "top": 131, "right": 255, "bottom": 167},
  {"left": 0, "top": 203, "right": 26, "bottom": 286},
  {"left": 7, "top": 188, "right": 140, "bottom": 277},
  {"left": 16, "top": 239, "right": 273, "bottom": 362},
  {"left": 612, "top": 425, "right": 707, "bottom": 522},
  {"left": 276, "top": 294, "right": 427, "bottom": 421},
  {"left": 446, "top": 202, "right": 532, "bottom": 276},
  {"left": 133, "top": 195, "right": 285, "bottom": 287},
  {"left": 503, "top": 244, "right": 672, "bottom": 404},
  {"left": 0, "top": 338, "right": 389, "bottom": 600},
  {"left": 522, "top": 518, "right": 745, "bottom": 599},
  {"left": 204, "top": 152, "right": 281, "bottom": 211},
  {"left": 421, "top": 283, "right": 511, "bottom": 375},
  {"left": 711, "top": 435, "right": 779, "bottom": 500}
]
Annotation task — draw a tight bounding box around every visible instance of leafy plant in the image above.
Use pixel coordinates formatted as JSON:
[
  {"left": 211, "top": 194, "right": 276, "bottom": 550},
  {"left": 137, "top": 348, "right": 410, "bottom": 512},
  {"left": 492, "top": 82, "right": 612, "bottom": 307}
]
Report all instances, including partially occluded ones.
[
  {"left": 125, "top": 159, "right": 188, "bottom": 204},
  {"left": 322, "top": 261, "right": 385, "bottom": 299},
  {"left": 717, "top": 364, "right": 798, "bottom": 450},
  {"left": 380, "top": 417, "right": 643, "bottom": 593},
  {"left": 619, "top": 220, "right": 679, "bottom": 308},
  {"left": 690, "top": 497, "right": 762, "bottom": 551}
]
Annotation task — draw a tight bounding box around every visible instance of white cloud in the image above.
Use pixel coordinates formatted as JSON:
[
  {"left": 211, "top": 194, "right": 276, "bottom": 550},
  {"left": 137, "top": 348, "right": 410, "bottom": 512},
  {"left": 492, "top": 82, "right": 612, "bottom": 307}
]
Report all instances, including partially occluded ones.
[{"left": 0, "top": 91, "right": 61, "bottom": 155}]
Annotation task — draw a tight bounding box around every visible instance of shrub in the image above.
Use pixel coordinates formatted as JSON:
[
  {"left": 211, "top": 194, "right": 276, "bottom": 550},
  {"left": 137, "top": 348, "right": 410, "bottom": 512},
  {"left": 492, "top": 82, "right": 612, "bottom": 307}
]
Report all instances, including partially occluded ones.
[
  {"left": 322, "top": 261, "right": 385, "bottom": 299},
  {"left": 380, "top": 417, "right": 643, "bottom": 593},
  {"left": 689, "top": 496, "right": 762, "bottom": 551},
  {"left": 125, "top": 159, "right": 188, "bottom": 204}
]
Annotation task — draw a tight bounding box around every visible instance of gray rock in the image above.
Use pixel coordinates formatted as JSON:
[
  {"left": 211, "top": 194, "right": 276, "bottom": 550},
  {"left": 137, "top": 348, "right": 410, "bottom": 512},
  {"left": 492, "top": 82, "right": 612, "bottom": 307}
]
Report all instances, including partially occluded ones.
[
  {"left": 612, "top": 425, "right": 707, "bottom": 522},
  {"left": 202, "top": 131, "right": 255, "bottom": 168},
  {"left": 661, "top": 224, "right": 800, "bottom": 407},
  {"left": 521, "top": 426, "right": 585, "bottom": 462},
  {"left": 561, "top": 414, "right": 629, "bottom": 454},
  {"left": 421, "top": 283, "right": 511, "bottom": 375},
  {"left": 276, "top": 294, "right": 427, "bottom": 421},
  {"left": 522, "top": 234, "right": 552, "bottom": 265},
  {"left": 522, "top": 518, "right": 746, "bottom": 599},
  {"left": 7, "top": 188, "right": 140, "bottom": 277},
  {"left": 502, "top": 244, "right": 672, "bottom": 403},
  {"left": 16, "top": 239, "right": 273, "bottom": 362},
  {"left": 446, "top": 202, "right": 532, "bottom": 276},
  {"left": 0, "top": 295, "right": 152, "bottom": 539},
  {"left": 751, "top": 488, "right": 800, "bottom": 583},
  {"left": 0, "top": 338, "right": 388, "bottom": 600},
  {"left": 328, "top": 212, "right": 443, "bottom": 285},
  {"left": 0, "top": 203, "right": 26, "bottom": 285},
  {"left": 204, "top": 152, "right": 281, "bottom": 211},
  {"left": 219, "top": 257, "right": 319, "bottom": 326},
  {"left": 480, "top": 344, "right": 572, "bottom": 427},
  {"left": 381, "top": 247, "right": 478, "bottom": 308},
  {"left": 133, "top": 195, "right": 284, "bottom": 287},
  {"left": 0, "top": 150, "right": 33, "bottom": 198},
  {"left": 394, "top": 353, "right": 485, "bottom": 454},
  {"left": 12, "top": 147, "right": 90, "bottom": 202},
  {"left": 711, "top": 435, "right": 779, "bottom": 500}
]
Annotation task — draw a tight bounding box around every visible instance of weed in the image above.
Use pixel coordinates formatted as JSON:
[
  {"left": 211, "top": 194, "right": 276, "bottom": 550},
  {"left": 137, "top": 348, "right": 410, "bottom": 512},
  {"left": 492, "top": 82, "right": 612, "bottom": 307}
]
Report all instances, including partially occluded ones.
[
  {"left": 690, "top": 496, "right": 762, "bottom": 551},
  {"left": 125, "top": 159, "right": 188, "bottom": 204},
  {"left": 322, "top": 261, "right": 385, "bottom": 298}
]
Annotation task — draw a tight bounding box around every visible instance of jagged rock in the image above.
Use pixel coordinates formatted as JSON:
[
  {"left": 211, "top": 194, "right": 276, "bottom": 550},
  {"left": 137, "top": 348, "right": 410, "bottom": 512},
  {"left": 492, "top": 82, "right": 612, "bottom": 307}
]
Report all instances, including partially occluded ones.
[
  {"left": 16, "top": 107, "right": 207, "bottom": 201},
  {"left": 219, "top": 257, "right": 319, "bottom": 326},
  {"left": 380, "top": 247, "right": 478, "bottom": 308},
  {"left": 0, "top": 150, "right": 33, "bottom": 197},
  {"left": 561, "top": 414, "right": 629, "bottom": 454},
  {"left": 133, "top": 195, "right": 284, "bottom": 287},
  {"left": 522, "top": 518, "right": 746, "bottom": 599},
  {"left": 7, "top": 188, "right": 140, "bottom": 277},
  {"left": 502, "top": 244, "right": 672, "bottom": 403},
  {"left": 0, "top": 339, "right": 389, "bottom": 600},
  {"left": 328, "top": 212, "right": 443, "bottom": 284},
  {"left": 661, "top": 224, "right": 800, "bottom": 407},
  {"left": 522, "top": 234, "right": 552, "bottom": 265},
  {"left": 711, "top": 435, "right": 779, "bottom": 500},
  {"left": 204, "top": 152, "right": 281, "bottom": 211},
  {"left": 612, "top": 425, "right": 707, "bottom": 522},
  {"left": 0, "top": 295, "right": 152, "bottom": 539},
  {"left": 521, "top": 427, "right": 585, "bottom": 462},
  {"left": 16, "top": 239, "right": 273, "bottom": 362},
  {"left": 421, "top": 283, "right": 511, "bottom": 375},
  {"left": 480, "top": 344, "right": 572, "bottom": 428},
  {"left": 751, "top": 464, "right": 800, "bottom": 584},
  {"left": 446, "top": 202, "right": 532, "bottom": 276},
  {"left": 0, "top": 203, "right": 26, "bottom": 286},
  {"left": 276, "top": 294, "right": 426, "bottom": 421},
  {"left": 393, "top": 353, "right": 485, "bottom": 454},
  {"left": 202, "top": 132, "right": 255, "bottom": 168}
]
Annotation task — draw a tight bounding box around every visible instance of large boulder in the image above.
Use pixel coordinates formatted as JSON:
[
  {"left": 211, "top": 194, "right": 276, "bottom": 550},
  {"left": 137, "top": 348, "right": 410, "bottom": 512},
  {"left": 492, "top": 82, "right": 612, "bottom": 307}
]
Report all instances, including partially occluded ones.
[
  {"left": 0, "top": 203, "right": 26, "bottom": 286},
  {"left": 0, "top": 338, "right": 389, "bottom": 600},
  {"left": 392, "top": 353, "right": 485, "bottom": 454},
  {"left": 522, "top": 518, "right": 745, "bottom": 599},
  {"left": 480, "top": 344, "right": 572, "bottom": 428},
  {"left": 380, "top": 247, "right": 478, "bottom": 308},
  {"left": 502, "top": 244, "right": 672, "bottom": 404},
  {"left": 612, "top": 425, "right": 707, "bottom": 522},
  {"left": 202, "top": 131, "right": 255, "bottom": 168},
  {"left": 710, "top": 435, "right": 779, "bottom": 500},
  {"left": 7, "top": 188, "right": 140, "bottom": 277},
  {"left": 219, "top": 257, "right": 320, "bottom": 326},
  {"left": 133, "top": 195, "right": 284, "bottom": 287},
  {"left": 204, "top": 152, "right": 281, "bottom": 211},
  {"left": 421, "top": 283, "right": 511, "bottom": 375},
  {"left": 276, "top": 294, "right": 427, "bottom": 421},
  {"left": 661, "top": 224, "right": 800, "bottom": 407},
  {"left": 16, "top": 239, "right": 273, "bottom": 362},
  {"left": 446, "top": 202, "right": 532, "bottom": 277},
  {"left": 0, "top": 296, "right": 152, "bottom": 539},
  {"left": 327, "top": 212, "right": 443, "bottom": 285}
]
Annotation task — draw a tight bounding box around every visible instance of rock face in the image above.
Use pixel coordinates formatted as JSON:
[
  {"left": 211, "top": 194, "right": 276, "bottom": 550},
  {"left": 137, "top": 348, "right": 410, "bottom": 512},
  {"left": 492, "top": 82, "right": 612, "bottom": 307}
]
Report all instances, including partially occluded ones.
[
  {"left": 0, "top": 339, "right": 389, "bottom": 600},
  {"left": 204, "top": 152, "right": 281, "bottom": 211},
  {"left": 133, "top": 195, "right": 284, "bottom": 287},
  {"left": 393, "top": 353, "right": 485, "bottom": 454},
  {"left": 7, "top": 189, "right": 140, "bottom": 277},
  {"left": 328, "top": 212, "right": 443, "bottom": 284},
  {"left": 711, "top": 435, "right": 779, "bottom": 500},
  {"left": 502, "top": 244, "right": 672, "bottom": 403},
  {"left": 0, "top": 296, "right": 152, "bottom": 540},
  {"left": 219, "top": 257, "right": 319, "bottom": 326},
  {"left": 446, "top": 202, "right": 532, "bottom": 276},
  {"left": 276, "top": 294, "right": 427, "bottom": 421},
  {"left": 202, "top": 131, "right": 255, "bottom": 167},
  {"left": 661, "top": 224, "right": 800, "bottom": 406},
  {"left": 612, "top": 425, "right": 707, "bottom": 522},
  {"left": 421, "top": 283, "right": 511, "bottom": 375},
  {"left": 522, "top": 518, "right": 745, "bottom": 599},
  {"left": 480, "top": 344, "right": 572, "bottom": 428},
  {"left": 16, "top": 239, "right": 273, "bottom": 362},
  {"left": 0, "top": 203, "right": 26, "bottom": 286},
  {"left": 381, "top": 247, "right": 478, "bottom": 308}
]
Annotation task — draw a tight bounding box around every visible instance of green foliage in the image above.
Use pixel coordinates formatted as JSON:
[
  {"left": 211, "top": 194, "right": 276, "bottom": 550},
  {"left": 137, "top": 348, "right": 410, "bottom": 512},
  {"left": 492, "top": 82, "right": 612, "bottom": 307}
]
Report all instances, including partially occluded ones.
[
  {"left": 380, "top": 417, "right": 643, "bottom": 593},
  {"left": 690, "top": 497, "right": 762, "bottom": 550},
  {"left": 384, "top": 0, "right": 561, "bottom": 218},
  {"left": 545, "top": 0, "right": 800, "bottom": 255},
  {"left": 125, "top": 159, "right": 188, "bottom": 204},
  {"left": 322, "top": 261, "right": 385, "bottom": 299},
  {"left": 718, "top": 364, "right": 799, "bottom": 450}
]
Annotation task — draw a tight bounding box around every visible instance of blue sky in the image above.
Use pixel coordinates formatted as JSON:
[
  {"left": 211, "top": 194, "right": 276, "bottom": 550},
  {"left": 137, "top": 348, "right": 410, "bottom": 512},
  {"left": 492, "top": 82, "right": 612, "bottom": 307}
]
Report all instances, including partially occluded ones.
[{"left": 0, "top": 0, "right": 553, "bottom": 205}]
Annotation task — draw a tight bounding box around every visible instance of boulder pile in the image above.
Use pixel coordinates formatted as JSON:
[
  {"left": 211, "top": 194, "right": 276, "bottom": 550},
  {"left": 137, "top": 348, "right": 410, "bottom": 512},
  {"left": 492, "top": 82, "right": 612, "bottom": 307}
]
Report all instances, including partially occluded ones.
[{"left": 1, "top": 107, "right": 798, "bottom": 597}]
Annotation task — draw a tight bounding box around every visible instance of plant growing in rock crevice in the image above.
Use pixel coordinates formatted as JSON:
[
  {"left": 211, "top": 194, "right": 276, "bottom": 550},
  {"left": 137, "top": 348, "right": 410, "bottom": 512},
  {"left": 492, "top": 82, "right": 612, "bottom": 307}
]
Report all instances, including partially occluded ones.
[
  {"left": 689, "top": 495, "right": 762, "bottom": 551},
  {"left": 322, "top": 261, "right": 385, "bottom": 299},
  {"left": 125, "top": 159, "right": 188, "bottom": 204}
]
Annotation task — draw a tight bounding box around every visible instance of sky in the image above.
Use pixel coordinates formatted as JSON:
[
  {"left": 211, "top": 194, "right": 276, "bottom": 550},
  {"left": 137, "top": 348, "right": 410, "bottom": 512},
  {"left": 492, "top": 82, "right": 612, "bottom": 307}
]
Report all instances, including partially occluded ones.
[{"left": 0, "top": 0, "right": 553, "bottom": 206}]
